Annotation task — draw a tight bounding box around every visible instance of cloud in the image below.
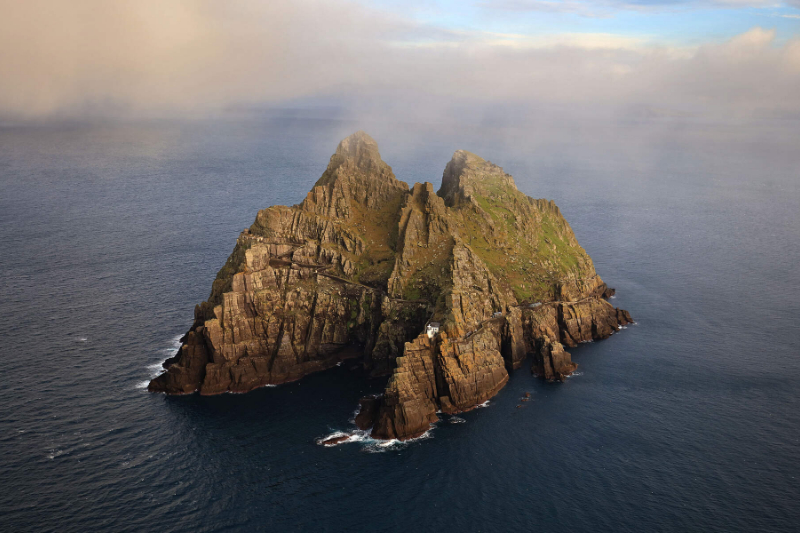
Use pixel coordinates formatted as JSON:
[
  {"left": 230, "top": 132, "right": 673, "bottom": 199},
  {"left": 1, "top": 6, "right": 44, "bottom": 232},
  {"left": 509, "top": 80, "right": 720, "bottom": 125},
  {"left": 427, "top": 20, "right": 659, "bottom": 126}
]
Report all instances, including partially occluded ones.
[
  {"left": 0, "top": 1, "right": 798, "bottom": 121},
  {"left": 475, "top": 0, "right": 601, "bottom": 15},
  {"left": 398, "top": 30, "right": 649, "bottom": 50},
  {"left": 0, "top": 0, "right": 419, "bottom": 117},
  {"left": 476, "top": 0, "right": 784, "bottom": 16}
]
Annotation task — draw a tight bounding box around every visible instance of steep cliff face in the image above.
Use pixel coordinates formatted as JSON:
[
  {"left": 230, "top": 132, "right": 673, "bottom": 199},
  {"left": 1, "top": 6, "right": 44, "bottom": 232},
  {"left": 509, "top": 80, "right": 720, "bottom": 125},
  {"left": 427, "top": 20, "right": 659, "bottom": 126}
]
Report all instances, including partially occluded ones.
[
  {"left": 150, "top": 132, "right": 632, "bottom": 440},
  {"left": 150, "top": 132, "right": 414, "bottom": 394}
]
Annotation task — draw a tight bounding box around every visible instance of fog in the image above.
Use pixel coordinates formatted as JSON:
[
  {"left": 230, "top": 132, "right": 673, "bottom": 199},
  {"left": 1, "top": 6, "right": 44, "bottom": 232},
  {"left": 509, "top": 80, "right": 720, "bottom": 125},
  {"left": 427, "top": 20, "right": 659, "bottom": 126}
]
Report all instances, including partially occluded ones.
[{"left": 1, "top": 0, "right": 798, "bottom": 121}]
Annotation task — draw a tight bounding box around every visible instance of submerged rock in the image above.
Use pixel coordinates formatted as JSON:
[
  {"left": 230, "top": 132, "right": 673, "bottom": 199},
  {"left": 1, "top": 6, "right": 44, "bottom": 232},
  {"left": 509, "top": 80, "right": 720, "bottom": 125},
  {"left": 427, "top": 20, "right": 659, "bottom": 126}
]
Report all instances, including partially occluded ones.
[{"left": 149, "top": 131, "right": 632, "bottom": 440}]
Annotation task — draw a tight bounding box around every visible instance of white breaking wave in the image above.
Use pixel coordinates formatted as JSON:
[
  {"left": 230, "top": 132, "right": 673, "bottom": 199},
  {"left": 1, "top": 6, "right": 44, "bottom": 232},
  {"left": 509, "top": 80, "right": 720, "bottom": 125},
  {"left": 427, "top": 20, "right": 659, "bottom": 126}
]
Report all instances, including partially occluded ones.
[
  {"left": 165, "top": 334, "right": 184, "bottom": 352},
  {"left": 146, "top": 362, "right": 166, "bottom": 375},
  {"left": 46, "top": 448, "right": 65, "bottom": 460},
  {"left": 316, "top": 426, "right": 435, "bottom": 453},
  {"left": 316, "top": 429, "right": 372, "bottom": 447},
  {"left": 136, "top": 334, "right": 184, "bottom": 390},
  {"left": 364, "top": 429, "right": 434, "bottom": 453}
]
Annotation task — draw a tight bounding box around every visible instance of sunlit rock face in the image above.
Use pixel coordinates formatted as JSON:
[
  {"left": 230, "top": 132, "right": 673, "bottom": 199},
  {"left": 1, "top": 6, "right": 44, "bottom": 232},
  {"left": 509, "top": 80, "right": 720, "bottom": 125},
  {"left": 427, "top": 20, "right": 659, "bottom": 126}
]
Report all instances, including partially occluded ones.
[{"left": 149, "top": 131, "right": 632, "bottom": 439}]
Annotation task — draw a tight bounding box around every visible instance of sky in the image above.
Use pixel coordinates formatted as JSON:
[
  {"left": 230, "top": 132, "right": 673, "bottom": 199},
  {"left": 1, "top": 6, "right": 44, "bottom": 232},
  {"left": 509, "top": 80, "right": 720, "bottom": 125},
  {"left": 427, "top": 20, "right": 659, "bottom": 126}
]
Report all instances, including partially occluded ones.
[
  {"left": 370, "top": 0, "right": 800, "bottom": 44},
  {"left": 0, "top": 0, "right": 798, "bottom": 121}
]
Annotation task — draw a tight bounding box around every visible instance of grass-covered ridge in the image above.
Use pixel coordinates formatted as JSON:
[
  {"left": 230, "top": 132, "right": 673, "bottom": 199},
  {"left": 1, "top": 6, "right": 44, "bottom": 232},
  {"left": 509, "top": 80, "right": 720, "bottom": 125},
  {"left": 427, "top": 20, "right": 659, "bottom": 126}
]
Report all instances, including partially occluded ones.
[{"left": 441, "top": 151, "right": 595, "bottom": 303}]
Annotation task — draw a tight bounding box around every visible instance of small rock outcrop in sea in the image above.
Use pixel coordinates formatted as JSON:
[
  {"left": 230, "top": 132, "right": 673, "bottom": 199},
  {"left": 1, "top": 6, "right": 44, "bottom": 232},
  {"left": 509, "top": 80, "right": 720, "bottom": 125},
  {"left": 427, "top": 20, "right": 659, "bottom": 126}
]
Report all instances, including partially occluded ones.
[{"left": 149, "top": 131, "right": 632, "bottom": 440}]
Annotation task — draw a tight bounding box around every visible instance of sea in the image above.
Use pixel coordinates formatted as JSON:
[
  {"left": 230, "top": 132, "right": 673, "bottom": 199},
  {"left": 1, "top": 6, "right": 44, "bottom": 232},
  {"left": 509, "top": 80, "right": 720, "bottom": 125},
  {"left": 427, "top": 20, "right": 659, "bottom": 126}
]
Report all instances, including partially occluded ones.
[{"left": 1, "top": 114, "right": 798, "bottom": 532}]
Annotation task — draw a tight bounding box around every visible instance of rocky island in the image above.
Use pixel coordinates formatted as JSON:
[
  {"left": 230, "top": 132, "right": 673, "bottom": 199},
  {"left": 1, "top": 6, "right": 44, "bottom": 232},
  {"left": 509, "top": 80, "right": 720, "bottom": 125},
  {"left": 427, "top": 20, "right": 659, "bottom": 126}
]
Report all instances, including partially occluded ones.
[{"left": 149, "top": 132, "right": 632, "bottom": 440}]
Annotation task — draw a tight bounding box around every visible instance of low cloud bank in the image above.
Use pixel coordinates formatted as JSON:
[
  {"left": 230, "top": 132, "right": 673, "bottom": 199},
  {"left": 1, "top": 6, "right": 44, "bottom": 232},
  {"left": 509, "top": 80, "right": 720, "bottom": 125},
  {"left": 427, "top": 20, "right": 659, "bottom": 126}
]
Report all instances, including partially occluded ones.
[{"left": 0, "top": 0, "right": 798, "bottom": 121}]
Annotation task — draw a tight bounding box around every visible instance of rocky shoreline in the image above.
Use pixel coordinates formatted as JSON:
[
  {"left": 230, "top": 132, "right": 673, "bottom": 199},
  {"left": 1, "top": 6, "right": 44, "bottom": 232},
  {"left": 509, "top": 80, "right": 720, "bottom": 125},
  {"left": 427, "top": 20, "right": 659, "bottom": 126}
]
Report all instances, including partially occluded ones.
[{"left": 149, "top": 131, "right": 632, "bottom": 440}]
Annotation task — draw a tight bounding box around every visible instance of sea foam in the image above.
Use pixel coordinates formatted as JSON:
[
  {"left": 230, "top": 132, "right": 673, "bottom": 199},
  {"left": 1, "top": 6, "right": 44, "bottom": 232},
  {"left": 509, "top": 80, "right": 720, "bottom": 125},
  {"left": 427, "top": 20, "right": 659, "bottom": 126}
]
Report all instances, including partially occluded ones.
[
  {"left": 316, "top": 426, "right": 435, "bottom": 453},
  {"left": 136, "top": 334, "right": 184, "bottom": 390}
]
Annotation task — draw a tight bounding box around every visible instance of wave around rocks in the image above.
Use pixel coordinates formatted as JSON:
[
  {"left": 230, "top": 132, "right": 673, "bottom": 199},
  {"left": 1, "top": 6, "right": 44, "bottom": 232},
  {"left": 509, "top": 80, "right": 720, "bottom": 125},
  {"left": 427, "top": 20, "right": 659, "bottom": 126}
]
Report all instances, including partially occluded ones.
[
  {"left": 136, "top": 334, "right": 184, "bottom": 390},
  {"left": 316, "top": 428, "right": 435, "bottom": 453}
]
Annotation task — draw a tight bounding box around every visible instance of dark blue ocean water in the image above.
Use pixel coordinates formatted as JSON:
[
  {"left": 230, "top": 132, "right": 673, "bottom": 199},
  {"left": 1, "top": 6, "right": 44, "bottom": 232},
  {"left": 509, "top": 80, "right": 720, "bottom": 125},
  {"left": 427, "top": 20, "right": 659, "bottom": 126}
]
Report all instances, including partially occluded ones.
[{"left": 1, "top": 116, "right": 798, "bottom": 532}]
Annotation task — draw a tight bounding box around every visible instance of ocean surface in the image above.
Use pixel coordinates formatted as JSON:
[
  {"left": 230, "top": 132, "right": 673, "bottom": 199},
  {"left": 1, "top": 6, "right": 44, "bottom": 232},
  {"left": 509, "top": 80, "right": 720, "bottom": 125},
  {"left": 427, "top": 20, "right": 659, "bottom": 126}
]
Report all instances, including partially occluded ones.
[{"left": 1, "top": 116, "right": 798, "bottom": 532}]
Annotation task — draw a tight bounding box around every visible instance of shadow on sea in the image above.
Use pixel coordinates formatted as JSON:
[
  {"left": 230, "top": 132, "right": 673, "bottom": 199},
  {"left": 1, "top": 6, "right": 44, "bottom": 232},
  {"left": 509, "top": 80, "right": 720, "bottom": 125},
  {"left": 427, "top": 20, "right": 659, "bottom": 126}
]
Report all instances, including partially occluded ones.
[
  {"left": 153, "top": 341, "right": 607, "bottom": 453},
  {"left": 157, "top": 361, "right": 387, "bottom": 444}
]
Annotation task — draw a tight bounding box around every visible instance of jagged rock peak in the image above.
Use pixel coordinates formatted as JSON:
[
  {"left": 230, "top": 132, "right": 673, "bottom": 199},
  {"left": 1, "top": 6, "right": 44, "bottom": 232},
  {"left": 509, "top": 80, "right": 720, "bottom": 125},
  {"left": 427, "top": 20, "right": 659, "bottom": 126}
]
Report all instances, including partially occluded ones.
[
  {"left": 438, "top": 149, "right": 518, "bottom": 206},
  {"left": 447, "top": 149, "right": 488, "bottom": 173},
  {"left": 303, "top": 131, "right": 406, "bottom": 219},
  {"left": 312, "top": 131, "right": 399, "bottom": 193},
  {"left": 332, "top": 130, "right": 383, "bottom": 171}
]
